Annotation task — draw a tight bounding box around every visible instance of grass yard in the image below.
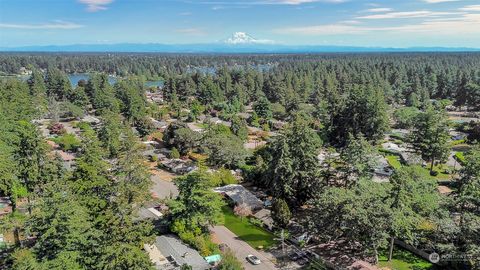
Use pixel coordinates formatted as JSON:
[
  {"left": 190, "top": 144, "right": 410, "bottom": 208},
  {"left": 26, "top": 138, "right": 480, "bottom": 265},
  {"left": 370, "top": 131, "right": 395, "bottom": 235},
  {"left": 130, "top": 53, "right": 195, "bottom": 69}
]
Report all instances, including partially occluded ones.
[
  {"left": 412, "top": 165, "right": 453, "bottom": 181},
  {"left": 454, "top": 152, "right": 465, "bottom": 165},
  {"left": 386, "top": 155, "right": 402, "bottom": 169},
  {"left": 378, "top": 248, "right": 435, "bottom": 270},
  {"left": 221, "top": 206, "right": 277, "bottom": 249},
  {"left": 383, "top": 153, "right": 453, "bottom": 181}
]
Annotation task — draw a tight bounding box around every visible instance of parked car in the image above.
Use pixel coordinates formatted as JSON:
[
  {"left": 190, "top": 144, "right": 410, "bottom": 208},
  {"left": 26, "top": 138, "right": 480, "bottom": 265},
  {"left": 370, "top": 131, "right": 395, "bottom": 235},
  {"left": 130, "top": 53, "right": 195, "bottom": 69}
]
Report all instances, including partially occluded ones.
[{"left": 246, "top": 254, "right": 261, "bottom": 265}]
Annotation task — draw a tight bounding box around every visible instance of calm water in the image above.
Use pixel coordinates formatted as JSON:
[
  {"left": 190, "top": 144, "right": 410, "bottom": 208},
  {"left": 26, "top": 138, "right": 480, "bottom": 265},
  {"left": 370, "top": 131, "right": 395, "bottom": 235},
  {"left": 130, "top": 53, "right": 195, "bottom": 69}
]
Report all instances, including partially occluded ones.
[
  {"left": 69, "top": 73, "right": 163, "bottom": 88},
  {"left": 68, "top": 73, "right": 117, "bottom": 87},
  {"left": 145, "top": 80, "right": 164, "bottom": 88}
]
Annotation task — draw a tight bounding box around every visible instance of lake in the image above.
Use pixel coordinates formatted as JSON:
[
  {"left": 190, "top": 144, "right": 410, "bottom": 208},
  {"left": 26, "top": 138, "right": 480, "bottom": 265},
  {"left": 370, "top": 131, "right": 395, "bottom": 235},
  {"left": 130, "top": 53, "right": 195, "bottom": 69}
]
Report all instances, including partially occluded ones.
[
  {"left": 68, "top": 73, "right": 117, "bottom": 87},
  {"left": 69, "top": 73, "right": 163, "bottom": 88}
]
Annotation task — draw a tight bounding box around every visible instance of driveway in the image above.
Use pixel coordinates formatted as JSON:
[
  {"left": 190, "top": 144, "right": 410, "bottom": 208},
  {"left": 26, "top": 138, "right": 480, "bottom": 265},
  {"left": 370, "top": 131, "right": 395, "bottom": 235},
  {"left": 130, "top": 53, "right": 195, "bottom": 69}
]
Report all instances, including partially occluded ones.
[
  {"left": 150, "top": 174, "right": 178, "bottom": 199},
  {"left": 211, "top": 225, "right": 279, "bottom": 270}
]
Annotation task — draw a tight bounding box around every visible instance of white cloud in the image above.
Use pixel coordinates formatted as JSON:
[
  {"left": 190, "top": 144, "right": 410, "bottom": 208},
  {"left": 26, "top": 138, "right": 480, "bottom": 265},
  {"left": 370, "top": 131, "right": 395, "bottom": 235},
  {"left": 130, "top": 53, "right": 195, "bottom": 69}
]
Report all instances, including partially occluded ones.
[
  {"left": 277, "top": 24, "right": 367, "bottom": 35},
  {"left": 267, "top": 0, "right": 346, "bottom": 4},
  {"left": 423, "top": 0, "right": 459, "bottom": 3},
  {"left": 78, "top": 0, "right": 114, "bottom": 12},
  {"left": 460, "top": 5, "right": 480, "bottom": 12},
  {"left": 0, "top": 21, "right": 84, "bottom": 29},
  {"left": 175, "top": 28, "right": 206, "bottom": 36},
  {"left": 225, "top": 32, "right": 274, "bottom": 44},
  {"left": 357, "top": 10, "right": 458, "bottom": 19},
  {"left": 200, "top": 0, "right": 345, "bottom": 6},
  {"left": 366, "top": 8, "right": 393, "bottom": 12},
  {"left": 275, "top": 13, "right": 480, "bottom": 35}
]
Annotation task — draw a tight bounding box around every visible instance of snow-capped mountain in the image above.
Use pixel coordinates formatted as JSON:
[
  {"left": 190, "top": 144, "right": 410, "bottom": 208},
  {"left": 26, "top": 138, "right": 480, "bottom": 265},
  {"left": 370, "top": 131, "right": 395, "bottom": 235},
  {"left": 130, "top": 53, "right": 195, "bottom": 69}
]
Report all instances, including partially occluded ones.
[{"left": 224, "top": 32, "right": 274, "bottom": 45}]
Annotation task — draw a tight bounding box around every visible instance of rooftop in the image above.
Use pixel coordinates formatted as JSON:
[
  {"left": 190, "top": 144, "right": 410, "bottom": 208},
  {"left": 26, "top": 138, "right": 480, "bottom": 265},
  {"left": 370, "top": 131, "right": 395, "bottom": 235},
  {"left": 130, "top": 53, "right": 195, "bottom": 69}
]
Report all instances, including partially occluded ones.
[
  {"left": 154, "top": 235, "right": 210, "bottom": 270},
  {"left": 214, "top": 184, "right": 263, "bottom": 211}
]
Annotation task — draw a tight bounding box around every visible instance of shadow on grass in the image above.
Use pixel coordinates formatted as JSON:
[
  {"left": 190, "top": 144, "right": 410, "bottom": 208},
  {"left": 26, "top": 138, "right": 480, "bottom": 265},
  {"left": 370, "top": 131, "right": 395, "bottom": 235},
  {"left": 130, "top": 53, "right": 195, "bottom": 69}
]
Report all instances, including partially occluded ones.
[{"left": 379, "top": 247, "right": 435, "bottom": 270}]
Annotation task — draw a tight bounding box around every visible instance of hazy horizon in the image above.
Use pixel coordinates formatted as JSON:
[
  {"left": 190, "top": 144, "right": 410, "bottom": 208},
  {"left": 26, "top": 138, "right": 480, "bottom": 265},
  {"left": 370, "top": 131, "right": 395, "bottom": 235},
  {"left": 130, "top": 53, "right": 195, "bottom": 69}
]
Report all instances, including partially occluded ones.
[{"left": 1, "top": 0, "right": 480, "bottom": 49}]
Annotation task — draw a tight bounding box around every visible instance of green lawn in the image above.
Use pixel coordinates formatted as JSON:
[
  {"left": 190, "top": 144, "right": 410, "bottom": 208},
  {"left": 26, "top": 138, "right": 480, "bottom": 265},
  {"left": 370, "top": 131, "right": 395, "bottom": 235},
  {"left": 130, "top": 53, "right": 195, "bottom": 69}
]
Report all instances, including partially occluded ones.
[
  {"left": 454, "top": 152, "right": 465, "bottom": 165},
  {"left": 378, "top": 248, "right": 435, "bottom": 270},
  {"left": 384, "top": 153, "right": 453, "bottom": 181},
  {"left": 221, "top": 206, "right": 277, "bottom": 249},
  {"left": 386, "top": 155, "right": 402, "bottom": 169},
  {"left": 412, "top": 165, "right": 453, "bottom": 181}
]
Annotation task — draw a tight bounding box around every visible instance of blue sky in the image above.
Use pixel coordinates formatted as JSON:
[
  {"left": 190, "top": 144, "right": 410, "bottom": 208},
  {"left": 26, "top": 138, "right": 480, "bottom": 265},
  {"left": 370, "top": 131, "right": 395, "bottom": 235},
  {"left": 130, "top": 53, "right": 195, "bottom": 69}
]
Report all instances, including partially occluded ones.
[{"left": 1, "top": 0, "right": 480, "bottom": 48}]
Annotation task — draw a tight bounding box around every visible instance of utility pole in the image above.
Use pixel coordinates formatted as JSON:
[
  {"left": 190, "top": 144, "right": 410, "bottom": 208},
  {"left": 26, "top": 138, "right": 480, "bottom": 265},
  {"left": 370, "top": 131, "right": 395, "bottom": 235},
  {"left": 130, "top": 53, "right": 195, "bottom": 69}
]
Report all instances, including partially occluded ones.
[{"left": 275, "top": 229, "right": 287, "bottom": 267}]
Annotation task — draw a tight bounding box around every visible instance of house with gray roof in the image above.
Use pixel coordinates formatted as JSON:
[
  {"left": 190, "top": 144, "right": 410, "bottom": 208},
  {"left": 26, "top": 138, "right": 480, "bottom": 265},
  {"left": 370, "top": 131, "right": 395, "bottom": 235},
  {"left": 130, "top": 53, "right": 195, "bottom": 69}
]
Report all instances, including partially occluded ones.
[
  {"left": 152, "top": 235, "right": 211, "bottom": 270},
  {"left": 213, "top": 184, "right": 263, "bottom": 211}
]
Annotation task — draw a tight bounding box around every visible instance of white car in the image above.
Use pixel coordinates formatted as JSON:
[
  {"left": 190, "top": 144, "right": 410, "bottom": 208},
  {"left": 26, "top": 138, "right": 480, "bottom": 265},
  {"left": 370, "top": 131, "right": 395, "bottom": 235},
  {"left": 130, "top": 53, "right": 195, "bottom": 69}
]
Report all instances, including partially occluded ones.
[{"left": 246, "top": 254, "right": 261, "bottom": 265}]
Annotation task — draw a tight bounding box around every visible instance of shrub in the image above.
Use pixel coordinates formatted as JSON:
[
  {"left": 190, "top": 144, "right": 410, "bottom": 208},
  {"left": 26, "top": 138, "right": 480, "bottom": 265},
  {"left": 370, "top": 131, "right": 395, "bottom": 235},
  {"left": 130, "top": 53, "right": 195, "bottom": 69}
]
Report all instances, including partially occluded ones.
[
  {"left": 218, "top": 250, "right": 243, "bottom": 270},
  {"left": 170, "top": 147, "right": 180, "bottom": 159},
  {"left": 53, "top": 133, "right": 81, "bottom": 152},
  {"left": 75, "top": 121, "right": 91, "bottom": 131},
  {"left": 271, "top": 198, "right": 291, "bottom": 228},
  {"left": 135, "top": 117, "right": 155, "bottom": 137},
  {"left": 48, "top": 122, "right": 66, "bottom": 135},
  {"left": 150, "top": 131, "right": 163, "bottom": 142},
  {"left": 210, "top": 168, "right": 238, "bottom": 187}
]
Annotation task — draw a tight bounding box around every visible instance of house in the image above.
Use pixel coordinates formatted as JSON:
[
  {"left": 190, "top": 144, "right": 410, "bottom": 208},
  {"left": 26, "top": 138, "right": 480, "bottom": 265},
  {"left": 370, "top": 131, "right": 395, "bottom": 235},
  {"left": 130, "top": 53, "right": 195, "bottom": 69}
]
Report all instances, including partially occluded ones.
[
  {"left": 214, "top": 184, "right": 263, "bottom": 212},
  {"left": 374, "top": 156, "right": 394, "bottom": 177},
  {"left": 187, "top": 122, "right": 204, "bottom": 133},
  {"left": 253, "top": 208, "right": 274, "bottom": 230},
  {"left": 19, "top": 67, "right": 32, "bottom": 75},
  {"left": 161, "top": 159, "right": 197, "bottom": 174},
  {"left": 399, "top": 152, "right": 423, "bottom": 166},
  {"left": 269, "top": 120, "right": 286, "bottom": 130},
  {"left": 0, "top": 197, "right": 12, "bottom": 217},
  {"left": 151, "top": 119, "right": 168, "bottom": 131},
  {"left": 150, "top": 235, "right": 211, "bottom": 270},
  {"left": 81, "top": 115, "right": 101, "bottom": 125},
  {"left": 449, "top": 130, "right": 467, "bottom": 141},
  {"left": 381, "top": 142, "right": 407, "bottom": 153},
  {"left": 372, "top": 156, "right": 394, "bottom": 183},
  {"left": 389, "top": 129, "right": 409, "bottom": 138},
  {"left": 146, "top": 91, "right": 164, "bottom": 104},
  {"left": 138, "top": 207, "right": 164, "bottom": 220}
]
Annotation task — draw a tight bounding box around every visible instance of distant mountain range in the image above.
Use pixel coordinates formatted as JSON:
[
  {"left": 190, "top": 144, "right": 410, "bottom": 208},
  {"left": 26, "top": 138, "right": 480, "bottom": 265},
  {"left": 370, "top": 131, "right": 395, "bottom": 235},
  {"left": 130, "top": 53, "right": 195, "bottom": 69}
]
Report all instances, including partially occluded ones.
[{"left": 2, "top": 43, "right": 479, "bottom": 53}]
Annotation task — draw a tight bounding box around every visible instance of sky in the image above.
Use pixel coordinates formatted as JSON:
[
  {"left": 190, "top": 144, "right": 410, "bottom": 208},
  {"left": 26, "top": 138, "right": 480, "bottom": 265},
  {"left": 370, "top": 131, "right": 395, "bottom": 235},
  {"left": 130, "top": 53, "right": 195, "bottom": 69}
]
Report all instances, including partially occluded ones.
[{"left": 1, "top": 0, "right": 480, "bottom": 48}]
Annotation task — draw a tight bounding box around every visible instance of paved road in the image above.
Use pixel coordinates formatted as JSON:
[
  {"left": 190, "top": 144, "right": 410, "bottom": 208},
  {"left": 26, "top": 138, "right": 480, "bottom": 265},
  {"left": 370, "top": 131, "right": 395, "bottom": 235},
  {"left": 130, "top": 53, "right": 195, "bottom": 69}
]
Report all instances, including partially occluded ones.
[
  {"left": 211, "top": 226, "right": 279, "bottom": 270},
  {"left": 150, "top": 174, "right": 178, "bottom": 199}
]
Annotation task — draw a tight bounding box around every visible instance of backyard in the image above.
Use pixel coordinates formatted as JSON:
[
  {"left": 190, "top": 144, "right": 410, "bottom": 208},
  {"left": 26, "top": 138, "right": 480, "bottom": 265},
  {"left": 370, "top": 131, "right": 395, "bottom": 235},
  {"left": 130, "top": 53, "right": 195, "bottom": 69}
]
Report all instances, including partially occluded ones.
[
  {"left": 378, "top": 248, "right": 435, "bottom": 270},
  {"left": 221, "top": 206, "right": 277, "bottom": 249},
  {"left": 385, "top": 154, "right": 454, "bottom": 181}
]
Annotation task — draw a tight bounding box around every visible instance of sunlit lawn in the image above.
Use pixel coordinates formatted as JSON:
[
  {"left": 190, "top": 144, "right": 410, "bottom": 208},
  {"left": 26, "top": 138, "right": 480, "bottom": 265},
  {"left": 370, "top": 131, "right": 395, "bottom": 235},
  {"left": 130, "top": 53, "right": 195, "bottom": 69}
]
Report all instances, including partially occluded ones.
[
  {"left": 384, "top": 153, "right": 453, "bottom": 181},
  {"left": 412, "top": 165, "right": 453, "bottom": 181},
  {"left": 386, "top": 155, "right": 402, "bottom": 169},
  {"left": 378, "top": 248, "right": 435, "bottom": 270},
  {"left": 221, "top": 206, "right": 277, "bottom": 249}
]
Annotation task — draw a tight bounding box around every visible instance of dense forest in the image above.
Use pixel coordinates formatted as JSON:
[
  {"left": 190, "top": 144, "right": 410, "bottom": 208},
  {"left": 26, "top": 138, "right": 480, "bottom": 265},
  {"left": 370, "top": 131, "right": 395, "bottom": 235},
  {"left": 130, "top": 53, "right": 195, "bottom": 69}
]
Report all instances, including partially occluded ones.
[{"left": 0, "top": 53, "right": 479, "bottom": 270}]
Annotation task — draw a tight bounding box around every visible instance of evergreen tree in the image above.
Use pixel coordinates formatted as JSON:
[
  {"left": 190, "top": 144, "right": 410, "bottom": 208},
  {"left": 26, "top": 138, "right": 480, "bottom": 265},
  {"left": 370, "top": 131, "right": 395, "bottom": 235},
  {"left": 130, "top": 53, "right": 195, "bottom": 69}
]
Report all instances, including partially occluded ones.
[{"left": 409, "top": 106, "right": 450, "bottom": 173}]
